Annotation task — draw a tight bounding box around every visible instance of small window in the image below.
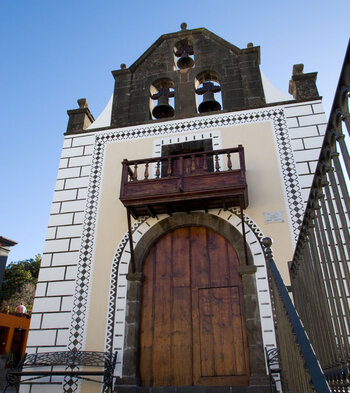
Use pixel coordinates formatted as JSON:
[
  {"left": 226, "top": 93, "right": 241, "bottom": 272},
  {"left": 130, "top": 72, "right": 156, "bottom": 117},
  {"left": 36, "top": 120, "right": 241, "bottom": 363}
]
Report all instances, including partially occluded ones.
[{"left": 161, "top": 139, "right": 214, "bottom": 177}]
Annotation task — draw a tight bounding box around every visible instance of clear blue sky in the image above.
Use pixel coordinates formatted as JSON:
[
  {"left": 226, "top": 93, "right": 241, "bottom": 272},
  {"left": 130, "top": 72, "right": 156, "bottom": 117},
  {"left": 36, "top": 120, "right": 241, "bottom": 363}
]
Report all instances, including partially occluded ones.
[{"left": 0, "top": 0, "right": 349, "bottom": 263}]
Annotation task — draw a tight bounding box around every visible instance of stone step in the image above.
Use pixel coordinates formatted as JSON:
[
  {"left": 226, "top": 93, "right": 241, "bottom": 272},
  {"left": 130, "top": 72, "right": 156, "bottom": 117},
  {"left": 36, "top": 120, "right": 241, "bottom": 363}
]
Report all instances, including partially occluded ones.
[{"left": 116, "top": 386, "right": 272, "bottom": 393}]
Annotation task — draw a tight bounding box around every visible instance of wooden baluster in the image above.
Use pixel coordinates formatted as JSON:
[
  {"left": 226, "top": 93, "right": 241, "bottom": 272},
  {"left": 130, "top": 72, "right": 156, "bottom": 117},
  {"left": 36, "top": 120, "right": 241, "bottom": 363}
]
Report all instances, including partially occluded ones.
[
  {"left": 238, "top": 145, "right": 245, "bottom": 172},
  {"left": 227, "top": 153, "right": 232, "bottom": 171},
  {"left": 179, "top": 156, "right": 183, "bottom": 176},
  {"left": 215, "top": 154, "right": 220, "bottom": 172},
  {"left": 124, "top": 160, "right": 132, "bottom": 184},
  {"left": 156, "top": 160, "right": 160, "bottom": 179},
  {"left": 132, "top": 164, "right": 138, "bottom": 181},
  {"left": 144, "top": 162, "right": 149, "bottom": 180},
  {"left": 191, "top": 155, "right": 196, "bottom": 172},
  {"left": 203, "top": 154, "right": 208, "bottom": 171},
  {"left": 167, "top": 157, "right": 172, "bottom": 177},
  {"left": 128, "top": 167, "right": 133, "bottom": 182},
  {"left": 178, "top": 156, "right": 184, "bottom": 191}
]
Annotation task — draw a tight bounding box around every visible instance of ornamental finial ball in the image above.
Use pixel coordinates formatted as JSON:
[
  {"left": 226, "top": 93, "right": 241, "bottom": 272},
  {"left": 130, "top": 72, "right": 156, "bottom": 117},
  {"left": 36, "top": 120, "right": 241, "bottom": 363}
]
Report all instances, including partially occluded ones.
[
  {"left": 180, "top": 23, "right": 187, "bottom": 31},
  {"left": 120, "top": 63, "right": 126, "bottom": 70},
  {"left": 262, "top": 237, "right": 273, "bottom": 248}
]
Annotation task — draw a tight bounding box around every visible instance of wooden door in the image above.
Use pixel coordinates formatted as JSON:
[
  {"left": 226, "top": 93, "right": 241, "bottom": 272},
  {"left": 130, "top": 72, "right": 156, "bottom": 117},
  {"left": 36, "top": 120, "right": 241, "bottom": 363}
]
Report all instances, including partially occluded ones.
[{"left": 139, "top": 227, "right": 250, "bottom": 386}]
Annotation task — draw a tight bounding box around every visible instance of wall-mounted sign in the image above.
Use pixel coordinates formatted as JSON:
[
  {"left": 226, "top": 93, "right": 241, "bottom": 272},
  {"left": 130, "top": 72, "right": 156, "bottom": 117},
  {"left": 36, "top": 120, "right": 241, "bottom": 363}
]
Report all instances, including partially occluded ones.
[{"left": 264, "top": 211, "right": 284, "bottom": 224}]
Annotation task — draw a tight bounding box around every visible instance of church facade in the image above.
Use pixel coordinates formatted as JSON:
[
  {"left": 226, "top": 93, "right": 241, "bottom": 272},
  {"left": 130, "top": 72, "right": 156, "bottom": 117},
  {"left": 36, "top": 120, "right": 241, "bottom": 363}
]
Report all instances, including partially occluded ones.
[{"left": 25, "top": 26, "right": 327, "bottom": 393}]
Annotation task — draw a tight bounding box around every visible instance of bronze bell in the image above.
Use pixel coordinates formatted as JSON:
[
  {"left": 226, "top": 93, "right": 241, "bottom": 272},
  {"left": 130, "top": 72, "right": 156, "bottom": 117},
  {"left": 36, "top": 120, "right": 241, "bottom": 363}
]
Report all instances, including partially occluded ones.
[
  {"left": 198, "top": 90, "right": 221, "bottom": 113},
  {"left": 196, "top": 81, "right": 221, "bottom": 113},
  {"left": 177, "top": 51, "right": 194, "bottom": 69},
  {"left": 152, "top": 94, "right": 174, "bottom": 119},
  {"left": 175, "top": 45, "right": 194, "bottom": 70}
]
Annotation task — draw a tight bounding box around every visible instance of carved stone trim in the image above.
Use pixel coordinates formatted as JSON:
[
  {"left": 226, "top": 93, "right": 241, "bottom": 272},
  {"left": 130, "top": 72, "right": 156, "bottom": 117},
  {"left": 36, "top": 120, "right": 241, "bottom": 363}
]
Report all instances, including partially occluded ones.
[{"left": 238, "top": 265, "right": 258, "bottom": 275}]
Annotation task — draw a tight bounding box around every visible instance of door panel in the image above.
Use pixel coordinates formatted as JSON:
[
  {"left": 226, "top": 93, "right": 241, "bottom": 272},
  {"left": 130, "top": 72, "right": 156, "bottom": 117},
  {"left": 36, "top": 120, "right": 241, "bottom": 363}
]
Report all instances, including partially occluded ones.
[
  {"left": 198, "top": 287, "right": 246, "bottom": 377},
  {"left": 139, "top": 247, "right": 155, "bottom": 386},
  {"left": 190, "top": 227, "right": 210, "bottom": 289},
  {"left": 140, "top": 228, "right": 193, "bottom": 386},
  {"left": 152, "top": 233, "right": 173, "bottom": 385},
  {"left": 139, "top": 226, "right": 250, "bottom": 386}
]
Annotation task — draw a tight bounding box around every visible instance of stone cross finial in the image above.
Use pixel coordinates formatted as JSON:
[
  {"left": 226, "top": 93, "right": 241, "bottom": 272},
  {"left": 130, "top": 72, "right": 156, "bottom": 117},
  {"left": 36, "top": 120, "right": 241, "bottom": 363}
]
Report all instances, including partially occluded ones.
[
  {"left": 77, "top": 98, "right": 88, "bottom": 108},
  {"left": 67, "top": 98, "right": 94, "bottom": 134},
  {"left": 289, "top": 64, "right": 319, "bottom": 100},
  {"left": 293, "top": 64, "right": 304, "bottom": 75}
]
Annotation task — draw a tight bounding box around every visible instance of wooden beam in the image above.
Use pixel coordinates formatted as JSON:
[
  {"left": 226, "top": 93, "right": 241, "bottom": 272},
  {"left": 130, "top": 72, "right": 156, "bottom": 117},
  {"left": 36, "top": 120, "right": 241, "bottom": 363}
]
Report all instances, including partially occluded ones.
[
  {"left": 129, "top": 207, "right": 138, "bottom": 219},
  {"left": 166, "top": 204, "right": 173, "bottom": 216},
  {"left": 146, "top": 205, "right": 156, "bottom": 218}
]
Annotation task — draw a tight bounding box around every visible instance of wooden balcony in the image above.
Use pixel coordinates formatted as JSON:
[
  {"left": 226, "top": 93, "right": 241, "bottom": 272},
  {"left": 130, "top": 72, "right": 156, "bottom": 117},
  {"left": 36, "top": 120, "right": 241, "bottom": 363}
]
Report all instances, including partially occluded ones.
[{"left": 120, "top": 146, "right": 248, "bottom": 218}]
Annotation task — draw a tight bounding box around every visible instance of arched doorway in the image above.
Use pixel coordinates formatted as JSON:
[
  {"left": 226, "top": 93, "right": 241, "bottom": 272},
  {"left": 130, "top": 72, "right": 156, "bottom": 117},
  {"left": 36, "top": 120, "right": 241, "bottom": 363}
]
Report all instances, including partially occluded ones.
[{"left": 139, "top": 226, "right": 250, "bottom": 386}]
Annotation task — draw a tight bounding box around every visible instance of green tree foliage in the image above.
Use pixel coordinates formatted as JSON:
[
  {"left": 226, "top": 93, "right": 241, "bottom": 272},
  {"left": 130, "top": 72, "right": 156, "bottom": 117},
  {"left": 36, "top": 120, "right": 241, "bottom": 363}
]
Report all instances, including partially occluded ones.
[
  {"left": 5, "top": 283, "right": 37, "bottom": 311},
  {"left": 0, "top": 254, "right": 41, "bottom": 305}
]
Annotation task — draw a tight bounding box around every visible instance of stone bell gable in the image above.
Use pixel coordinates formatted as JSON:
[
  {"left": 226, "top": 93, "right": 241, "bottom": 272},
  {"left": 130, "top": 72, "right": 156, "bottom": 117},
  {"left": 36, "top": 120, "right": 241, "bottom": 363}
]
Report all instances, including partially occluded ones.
[{"left": 110, "top": 25, "right": 265, "bottom": 128}]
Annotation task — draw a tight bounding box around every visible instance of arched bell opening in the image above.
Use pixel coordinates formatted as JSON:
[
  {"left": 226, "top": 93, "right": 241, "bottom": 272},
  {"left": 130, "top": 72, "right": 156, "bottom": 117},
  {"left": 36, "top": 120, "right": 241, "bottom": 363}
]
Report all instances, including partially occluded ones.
[
  {"left": 174, "top": 39, "right": 194, "bottom": 70},
  {"left": 150, "top": 78, "right": 175, "bottom": 120},
  {"left": 195, "top": 71, "right": 222, "bottom": 114}
]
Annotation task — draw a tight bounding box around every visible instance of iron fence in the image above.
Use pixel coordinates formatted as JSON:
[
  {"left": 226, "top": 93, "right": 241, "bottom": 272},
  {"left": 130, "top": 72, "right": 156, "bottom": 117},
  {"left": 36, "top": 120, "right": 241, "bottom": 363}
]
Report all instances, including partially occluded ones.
[
  {"left": 263, "top": 238, "right": 330, "bottom": 393},
  {"left": 289, "top": 40, "right": 350, "bottom": 392}
]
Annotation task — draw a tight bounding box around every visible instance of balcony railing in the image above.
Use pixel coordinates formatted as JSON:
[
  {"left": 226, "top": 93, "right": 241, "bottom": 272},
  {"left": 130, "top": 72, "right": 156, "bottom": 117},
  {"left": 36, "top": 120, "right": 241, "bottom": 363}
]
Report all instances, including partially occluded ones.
[
  {"left": 263, "top": 238, "right": 330, "bottom": 393},
  {"left": 120, "top": 146, "right": 248, "bottom": 218}
]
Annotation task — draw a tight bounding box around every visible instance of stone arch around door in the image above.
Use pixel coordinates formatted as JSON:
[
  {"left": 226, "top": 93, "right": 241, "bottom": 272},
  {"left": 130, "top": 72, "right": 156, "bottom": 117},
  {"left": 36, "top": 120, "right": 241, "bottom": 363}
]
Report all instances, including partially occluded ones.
[{"left": 118, "top": 211, "right": 270, "bottom": 387}]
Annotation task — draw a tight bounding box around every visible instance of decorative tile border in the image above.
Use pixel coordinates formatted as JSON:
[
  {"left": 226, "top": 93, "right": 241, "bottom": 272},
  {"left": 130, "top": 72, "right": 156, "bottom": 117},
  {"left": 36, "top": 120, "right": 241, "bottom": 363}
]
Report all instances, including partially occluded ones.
[
  {"left": 65, "top": 107, "right": 303, "bottom": 392},
  {"left": 270, "top": 111, "right": 304, "bottom": 238},
  {"left": 104, "top": 216, "right": 148, "bottom": 362}
]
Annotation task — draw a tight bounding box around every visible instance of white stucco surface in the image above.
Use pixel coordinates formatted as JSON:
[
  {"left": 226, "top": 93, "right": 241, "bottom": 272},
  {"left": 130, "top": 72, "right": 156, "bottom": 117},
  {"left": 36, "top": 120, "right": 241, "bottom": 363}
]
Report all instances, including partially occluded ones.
[
  {"left": 260, "top": 71, "right": 293, "bottom": 104},
  {"left": 87, "top": 95, "right": 113, "bottom": 129}
]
